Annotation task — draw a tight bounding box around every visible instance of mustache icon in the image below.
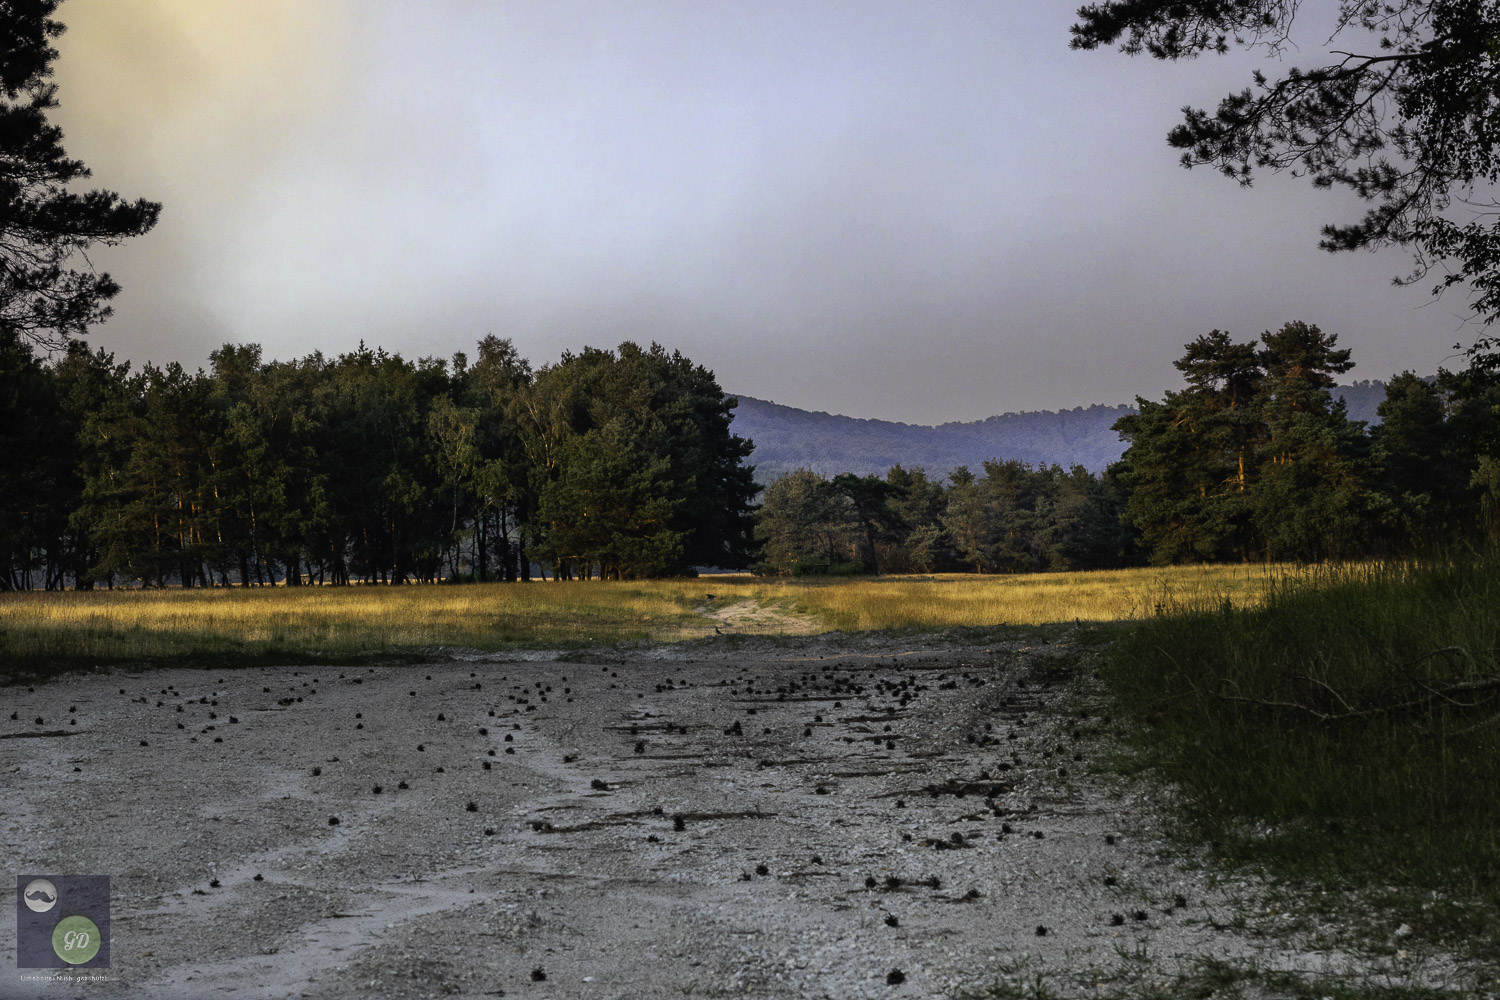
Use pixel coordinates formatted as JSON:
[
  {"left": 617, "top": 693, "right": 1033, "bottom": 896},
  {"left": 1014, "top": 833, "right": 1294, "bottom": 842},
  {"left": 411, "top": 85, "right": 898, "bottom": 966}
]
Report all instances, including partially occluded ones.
[{"left": 25, "top": 889, "right": 55, "bottom": 903}]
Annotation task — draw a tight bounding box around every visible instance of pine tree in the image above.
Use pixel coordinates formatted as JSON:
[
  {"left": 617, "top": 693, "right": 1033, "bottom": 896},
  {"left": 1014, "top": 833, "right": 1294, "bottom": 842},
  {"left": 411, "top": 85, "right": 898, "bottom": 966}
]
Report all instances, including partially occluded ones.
[
  {"left": 753, "top": 469, "right": 858, "bottom": 576},
  {"left": 0, "top": 1, "right": 159, "bottom": 347}
]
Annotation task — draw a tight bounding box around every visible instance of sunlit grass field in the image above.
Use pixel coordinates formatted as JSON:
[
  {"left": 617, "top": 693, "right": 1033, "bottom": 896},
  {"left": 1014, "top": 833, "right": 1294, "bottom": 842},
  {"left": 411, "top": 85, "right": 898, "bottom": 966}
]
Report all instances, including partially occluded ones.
[
  {"left": 774, "top": 562, "right": 1312, "bottom": 631},
  {"left": 10, "top": 558, "right": 1493, "bottom": 954},
  {"left": 0, "top": 563, "right": 1313, "bottom": 672},
  {"left": 0, "top": 580, "right": 709, "bottom": 670}
]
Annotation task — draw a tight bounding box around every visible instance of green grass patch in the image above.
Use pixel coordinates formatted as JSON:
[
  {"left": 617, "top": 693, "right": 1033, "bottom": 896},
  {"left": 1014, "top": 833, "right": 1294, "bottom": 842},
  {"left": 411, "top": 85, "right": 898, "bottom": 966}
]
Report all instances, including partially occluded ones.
[
  {"left": 964, "top": 950, "right": 1476, "bottom": 1000},
  {"left": 1102, "top": 556, "right": 1500, "bottom": 952}
]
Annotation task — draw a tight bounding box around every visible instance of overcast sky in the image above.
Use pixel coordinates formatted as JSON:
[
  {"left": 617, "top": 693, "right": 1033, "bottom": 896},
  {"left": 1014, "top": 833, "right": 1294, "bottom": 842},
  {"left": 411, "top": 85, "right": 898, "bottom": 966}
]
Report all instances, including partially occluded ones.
[{"left": 51, "top": 0, "right": 1476, "bottom": 424}]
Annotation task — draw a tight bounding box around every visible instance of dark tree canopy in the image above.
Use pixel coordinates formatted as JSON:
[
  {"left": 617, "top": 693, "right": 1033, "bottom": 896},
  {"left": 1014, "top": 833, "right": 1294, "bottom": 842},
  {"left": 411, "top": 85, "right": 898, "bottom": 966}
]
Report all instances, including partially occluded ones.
[
  {"left": 0, "top": 333, "right": 758, "bottom": 589},
  {"left": 1072, "top": 0, "right": 1500, "bottom": 330},
  {"left": 1108, "top": 320, "right": 1500, "bottom": 562},
  {"left": 752, "top": 460, "right": 1134, "bottom": 577},
  {"left": 526, "top": 341, "right": 758, "bottom": 578},
  {"left": 1, "top": 0, "right": 160, "bottom": 347}
]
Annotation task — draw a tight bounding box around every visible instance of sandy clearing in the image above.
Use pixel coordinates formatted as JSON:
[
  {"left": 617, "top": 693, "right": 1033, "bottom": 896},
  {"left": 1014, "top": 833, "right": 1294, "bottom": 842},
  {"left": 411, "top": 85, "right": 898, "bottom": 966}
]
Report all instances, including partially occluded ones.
[
  {"left": 696, "top": 598, "right": 822, "bottom": 637},
  {"left": 0, "top": 630, "right": 1464, "bottom": 999}
]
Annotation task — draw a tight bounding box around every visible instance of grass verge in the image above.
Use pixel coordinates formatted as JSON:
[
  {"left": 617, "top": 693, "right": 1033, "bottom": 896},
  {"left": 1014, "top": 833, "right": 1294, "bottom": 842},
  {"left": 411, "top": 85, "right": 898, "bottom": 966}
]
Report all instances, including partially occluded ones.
[{"left": 1101, "top": 556, "right": 1500, "bottom": 960}]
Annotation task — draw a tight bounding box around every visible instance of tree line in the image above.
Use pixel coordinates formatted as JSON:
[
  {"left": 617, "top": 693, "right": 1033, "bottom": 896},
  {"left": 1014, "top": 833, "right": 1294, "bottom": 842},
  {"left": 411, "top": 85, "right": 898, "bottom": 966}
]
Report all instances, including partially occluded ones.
[
  {"left": 753, "top": 463, "right": 1131, "bottom": 576},
  {"left": 0, "top": 332, "right": 757, "bottom": 589},
  {"left": 752, "top": 322, "right": 1500, "bottom": 575},
  {"left": 6, "top": 320, "right": 1499, "bottom": 588}
]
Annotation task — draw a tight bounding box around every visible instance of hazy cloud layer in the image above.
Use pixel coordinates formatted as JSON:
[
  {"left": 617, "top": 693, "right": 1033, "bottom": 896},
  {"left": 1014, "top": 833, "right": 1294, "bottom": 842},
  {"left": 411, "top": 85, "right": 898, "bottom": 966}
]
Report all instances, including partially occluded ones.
[{"left": 52, "top": 1, "right": 1472, "bottom": 423}]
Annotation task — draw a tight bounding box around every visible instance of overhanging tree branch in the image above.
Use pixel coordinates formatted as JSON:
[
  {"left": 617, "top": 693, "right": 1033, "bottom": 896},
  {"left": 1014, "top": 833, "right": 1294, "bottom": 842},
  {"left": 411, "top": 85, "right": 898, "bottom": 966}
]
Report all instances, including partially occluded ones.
[
  {"left": 0, "top": 0, "right": 159, "bottom": 349},
  {"left": 1074, "top": 0, "right": 1500, "bottom": 331}
]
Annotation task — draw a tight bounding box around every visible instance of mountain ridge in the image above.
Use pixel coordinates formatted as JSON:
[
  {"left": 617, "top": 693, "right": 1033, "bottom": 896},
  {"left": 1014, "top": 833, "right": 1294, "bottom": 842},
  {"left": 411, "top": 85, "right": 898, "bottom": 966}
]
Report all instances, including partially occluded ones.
[{"left": 728, "top": 380, "right": 1392, "bottom": 483}]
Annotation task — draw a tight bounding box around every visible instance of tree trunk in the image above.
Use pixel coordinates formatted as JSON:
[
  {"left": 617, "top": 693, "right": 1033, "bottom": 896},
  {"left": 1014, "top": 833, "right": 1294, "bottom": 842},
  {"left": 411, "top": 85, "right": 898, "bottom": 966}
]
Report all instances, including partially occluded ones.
[
  {"left": 477, "top": 508, "right": 489, "bottom": 583},
  {"left": 498, "top": 508, "right": 514, "bottom": 582}
]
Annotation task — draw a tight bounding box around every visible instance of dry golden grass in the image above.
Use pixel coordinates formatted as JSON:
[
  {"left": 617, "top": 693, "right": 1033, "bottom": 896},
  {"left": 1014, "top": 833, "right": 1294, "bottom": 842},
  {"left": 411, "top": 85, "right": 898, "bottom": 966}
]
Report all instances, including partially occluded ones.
[
  {"left": 0, "top": 563, "right": 1314, "bottom": 669},
  {"left": 0, "top": 581, "right": 708, "bottom": 666},
  {"left": 764, "top": 563, "right": 1315, "bottom": 632}
]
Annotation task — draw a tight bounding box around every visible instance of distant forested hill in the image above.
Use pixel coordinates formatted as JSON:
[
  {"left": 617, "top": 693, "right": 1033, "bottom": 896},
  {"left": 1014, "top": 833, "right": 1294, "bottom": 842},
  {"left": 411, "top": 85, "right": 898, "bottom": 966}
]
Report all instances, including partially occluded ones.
[
  {"left": 727, "top": 396, "right": 1135, "bottom": 481},
  {"left": 730, "top": 381, "right": 1393, "bottom": 483},
  {"left": 1335, "top": 379, "right": 1391, "bottom": 426}
]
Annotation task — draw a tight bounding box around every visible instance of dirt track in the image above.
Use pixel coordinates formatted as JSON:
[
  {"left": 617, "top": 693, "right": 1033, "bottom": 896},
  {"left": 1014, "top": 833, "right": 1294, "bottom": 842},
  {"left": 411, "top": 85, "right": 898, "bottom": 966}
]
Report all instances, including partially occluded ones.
[{"left": 0, "top": 624, "right": 1452, "bottom": 999}]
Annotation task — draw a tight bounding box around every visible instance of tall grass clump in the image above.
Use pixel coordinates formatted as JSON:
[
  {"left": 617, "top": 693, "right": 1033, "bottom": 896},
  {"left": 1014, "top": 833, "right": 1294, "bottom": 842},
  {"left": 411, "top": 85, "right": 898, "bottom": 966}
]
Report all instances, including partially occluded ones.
[{"left": 1105, "top": 555, "right": 1500, "bottom": 898}]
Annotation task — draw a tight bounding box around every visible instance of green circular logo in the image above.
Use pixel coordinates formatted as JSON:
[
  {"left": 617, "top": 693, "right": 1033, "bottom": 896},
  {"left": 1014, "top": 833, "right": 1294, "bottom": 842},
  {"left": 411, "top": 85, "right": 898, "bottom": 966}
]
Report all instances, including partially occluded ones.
[{"left": 52, "top": 915, "right": 101, "bottom": 965}]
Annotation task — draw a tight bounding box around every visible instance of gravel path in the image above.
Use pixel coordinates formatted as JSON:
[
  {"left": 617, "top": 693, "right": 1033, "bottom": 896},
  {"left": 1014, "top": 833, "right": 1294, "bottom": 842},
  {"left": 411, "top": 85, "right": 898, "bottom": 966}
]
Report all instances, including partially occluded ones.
[{"left": 0, "top": 627, "right": 1443, "bottom": 999}]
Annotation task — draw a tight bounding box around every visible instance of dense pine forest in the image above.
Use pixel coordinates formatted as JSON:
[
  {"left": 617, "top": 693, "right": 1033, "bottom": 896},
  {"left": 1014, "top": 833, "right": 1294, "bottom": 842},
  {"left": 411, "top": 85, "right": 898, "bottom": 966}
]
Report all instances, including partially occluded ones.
[
  {"left": 4, "top": 319, "right": 1498, "bottom": 589},
  {"left": 0, "top": 332, "right": 758, "bottom": 588},
  {"left": 754, "top": 322, "right": 1500, "bottom": 575}
]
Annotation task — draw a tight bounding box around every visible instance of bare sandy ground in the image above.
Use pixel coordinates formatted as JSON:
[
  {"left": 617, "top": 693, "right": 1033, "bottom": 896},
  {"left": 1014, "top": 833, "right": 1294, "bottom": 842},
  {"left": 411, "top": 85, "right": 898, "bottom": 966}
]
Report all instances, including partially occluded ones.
[{"left": 0, "top": 617, "right": 1475, "bottom": 999}]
